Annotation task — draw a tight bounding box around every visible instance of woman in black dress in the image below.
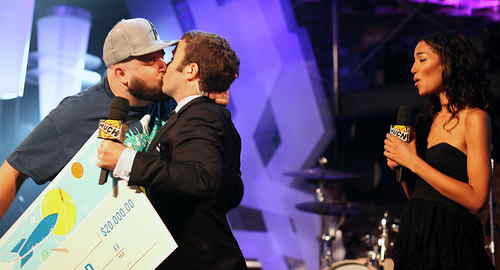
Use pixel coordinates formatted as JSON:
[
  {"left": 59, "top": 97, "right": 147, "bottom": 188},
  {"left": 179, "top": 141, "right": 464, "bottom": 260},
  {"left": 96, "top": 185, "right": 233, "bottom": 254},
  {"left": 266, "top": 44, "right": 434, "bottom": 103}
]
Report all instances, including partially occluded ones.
[{"left": 383, "top": 33, "right": 494, "bottom": 270}]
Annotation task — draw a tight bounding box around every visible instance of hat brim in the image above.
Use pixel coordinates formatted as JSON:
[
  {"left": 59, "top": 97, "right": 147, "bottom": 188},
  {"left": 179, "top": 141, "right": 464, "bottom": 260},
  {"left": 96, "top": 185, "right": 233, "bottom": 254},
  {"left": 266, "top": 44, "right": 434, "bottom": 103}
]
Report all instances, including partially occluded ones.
[{"left": 131, "top": 39, "right": 179, "bottom": 57}]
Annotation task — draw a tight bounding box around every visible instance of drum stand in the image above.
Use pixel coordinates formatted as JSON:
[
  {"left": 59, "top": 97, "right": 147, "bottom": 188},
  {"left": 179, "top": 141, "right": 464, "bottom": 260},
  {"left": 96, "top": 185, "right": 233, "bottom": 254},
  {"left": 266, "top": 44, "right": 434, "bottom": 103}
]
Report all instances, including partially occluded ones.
[
  {"left": 487, "top": 158, "right": 495, "bottom": 266},
  {"left": 319, "top": 215, "right": 345, "bottom": 269},
  {"left": 317, "top": 157, "right": 345, "bottom": 270},
  {"left": 366, "top": 211, "right": 392, "bottom": 270},
  {"left": 319, "top": 225, "right": 336, "bottom": 269},
  {"left": 317, "top": 157, "right": 333, "bottom": 269}
]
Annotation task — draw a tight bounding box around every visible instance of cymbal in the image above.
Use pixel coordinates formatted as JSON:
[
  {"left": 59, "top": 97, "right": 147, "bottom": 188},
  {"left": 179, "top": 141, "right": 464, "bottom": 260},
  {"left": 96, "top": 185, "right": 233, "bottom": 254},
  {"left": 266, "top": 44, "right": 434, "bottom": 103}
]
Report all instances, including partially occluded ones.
[
  {"left": 296, "top": 201, "right": 359, "bottom": 216},
  {"left": 284, "top": 168, "right": 358, "bottom": 180}
]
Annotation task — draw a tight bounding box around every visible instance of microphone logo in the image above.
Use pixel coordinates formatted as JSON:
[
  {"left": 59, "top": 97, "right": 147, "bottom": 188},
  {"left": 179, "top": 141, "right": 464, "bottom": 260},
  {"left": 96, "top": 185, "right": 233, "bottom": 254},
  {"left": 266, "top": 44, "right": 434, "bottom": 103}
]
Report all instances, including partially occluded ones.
[
  {"left": 389, "top": 125, "right": 411, "bottom": 142},
  {"left": 98, "top": 120, "right": 126, "bottom": 141}
]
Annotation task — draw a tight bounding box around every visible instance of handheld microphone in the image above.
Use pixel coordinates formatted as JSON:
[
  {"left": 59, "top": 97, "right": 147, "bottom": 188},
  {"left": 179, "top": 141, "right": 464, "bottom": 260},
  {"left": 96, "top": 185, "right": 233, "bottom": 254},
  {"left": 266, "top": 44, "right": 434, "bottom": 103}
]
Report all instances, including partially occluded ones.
[
  {"left": 389, "top": 105, "right": 414, "bottom": 183},
  {"left": 98, "top": 97, "right": 129, "bottom": 185}
]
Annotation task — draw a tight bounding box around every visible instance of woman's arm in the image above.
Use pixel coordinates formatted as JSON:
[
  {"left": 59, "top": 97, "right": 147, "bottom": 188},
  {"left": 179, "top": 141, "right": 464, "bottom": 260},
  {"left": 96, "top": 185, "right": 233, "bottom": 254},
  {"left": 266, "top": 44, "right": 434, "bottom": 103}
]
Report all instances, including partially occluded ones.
[{"left": 384, "top": 109, "right": 491, "bottom": 213}]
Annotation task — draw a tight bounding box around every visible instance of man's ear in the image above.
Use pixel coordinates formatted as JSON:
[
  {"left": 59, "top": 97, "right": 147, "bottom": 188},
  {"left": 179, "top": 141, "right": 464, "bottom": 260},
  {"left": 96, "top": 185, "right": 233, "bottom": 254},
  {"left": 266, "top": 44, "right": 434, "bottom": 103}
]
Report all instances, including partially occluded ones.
[
  {"left": 184, "top": 63, "right": 199, "bottom": 81},
  {"left": 113, "top": 65, "right": 129, "bottom": 86}
]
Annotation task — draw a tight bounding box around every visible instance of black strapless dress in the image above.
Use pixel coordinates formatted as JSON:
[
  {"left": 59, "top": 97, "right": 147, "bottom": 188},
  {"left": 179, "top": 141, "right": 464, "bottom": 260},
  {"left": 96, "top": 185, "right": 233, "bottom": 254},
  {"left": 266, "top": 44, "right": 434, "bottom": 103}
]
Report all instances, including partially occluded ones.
[{"left": 393, "top": 143, "right": 494, "bottom": 270}]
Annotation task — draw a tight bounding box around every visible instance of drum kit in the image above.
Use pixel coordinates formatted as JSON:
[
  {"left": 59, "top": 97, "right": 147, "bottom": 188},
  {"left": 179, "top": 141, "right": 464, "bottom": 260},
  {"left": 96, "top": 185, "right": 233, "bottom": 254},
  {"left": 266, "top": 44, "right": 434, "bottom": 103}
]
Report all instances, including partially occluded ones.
[{"left": 284, "top": 158, "right": 399, "bottom": 270}]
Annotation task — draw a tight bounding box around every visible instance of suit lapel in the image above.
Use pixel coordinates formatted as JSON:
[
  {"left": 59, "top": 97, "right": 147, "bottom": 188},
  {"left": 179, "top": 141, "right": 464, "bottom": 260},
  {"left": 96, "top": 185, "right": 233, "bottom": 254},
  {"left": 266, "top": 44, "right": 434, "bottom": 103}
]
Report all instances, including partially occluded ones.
[{"left": 147, "top": 96, "right": 210, "bottom": 152}]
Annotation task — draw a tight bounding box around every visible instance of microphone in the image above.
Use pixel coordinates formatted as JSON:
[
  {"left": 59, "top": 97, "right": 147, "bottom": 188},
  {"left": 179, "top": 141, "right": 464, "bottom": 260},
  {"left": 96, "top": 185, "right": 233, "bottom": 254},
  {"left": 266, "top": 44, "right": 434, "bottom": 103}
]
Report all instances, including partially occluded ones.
[
  {"left": 389, "top": 105, "right": 414, "bottom": 183},
  {"left": 98, "top": 97, "right": 129, "bottom": 185}
]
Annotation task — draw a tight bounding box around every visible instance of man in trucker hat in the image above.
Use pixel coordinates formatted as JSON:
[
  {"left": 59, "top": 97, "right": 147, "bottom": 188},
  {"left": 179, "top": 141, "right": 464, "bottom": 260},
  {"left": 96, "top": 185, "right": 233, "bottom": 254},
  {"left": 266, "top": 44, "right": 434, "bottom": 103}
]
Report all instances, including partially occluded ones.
[{"left": 0, "top": 18, "right": 228, "bottom": 230}]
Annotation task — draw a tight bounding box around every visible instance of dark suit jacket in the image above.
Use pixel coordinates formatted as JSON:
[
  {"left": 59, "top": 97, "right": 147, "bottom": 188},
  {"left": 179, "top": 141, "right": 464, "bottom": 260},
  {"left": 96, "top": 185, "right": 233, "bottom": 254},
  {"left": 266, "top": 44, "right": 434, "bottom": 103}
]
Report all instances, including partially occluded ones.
[{"left": 128, "top": 96, "right": 247, "bottom": 270}]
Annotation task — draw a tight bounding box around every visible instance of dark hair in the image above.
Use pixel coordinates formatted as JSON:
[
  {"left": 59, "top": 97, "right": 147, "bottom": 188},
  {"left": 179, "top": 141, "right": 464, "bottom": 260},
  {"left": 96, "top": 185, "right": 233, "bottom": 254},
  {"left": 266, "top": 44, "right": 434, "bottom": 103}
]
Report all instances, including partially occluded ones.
[
  {"left": 420, "top": 33, "right": 490, "bottom": 118},
  {"left": 178, "top": 31, "right": 240, "bottom": 93}
]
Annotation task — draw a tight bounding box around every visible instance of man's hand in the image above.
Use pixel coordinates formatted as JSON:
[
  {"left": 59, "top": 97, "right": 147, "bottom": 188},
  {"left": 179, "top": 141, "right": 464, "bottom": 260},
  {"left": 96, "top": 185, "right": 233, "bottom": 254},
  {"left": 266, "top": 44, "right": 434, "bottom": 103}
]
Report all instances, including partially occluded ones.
[
  {"left": 97, "top": 141, "right": 126, "bottom": 171},
  {"left": 208, "top": 90, "right": 230, "bottom": 106}
]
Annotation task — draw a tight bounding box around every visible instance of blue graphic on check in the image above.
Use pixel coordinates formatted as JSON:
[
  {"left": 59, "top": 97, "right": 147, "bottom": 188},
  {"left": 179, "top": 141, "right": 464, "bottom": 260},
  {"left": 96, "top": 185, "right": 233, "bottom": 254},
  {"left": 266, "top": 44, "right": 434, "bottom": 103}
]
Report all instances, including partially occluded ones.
[{"left": 0, "top": 130, "right": 177, "bottom": 270}]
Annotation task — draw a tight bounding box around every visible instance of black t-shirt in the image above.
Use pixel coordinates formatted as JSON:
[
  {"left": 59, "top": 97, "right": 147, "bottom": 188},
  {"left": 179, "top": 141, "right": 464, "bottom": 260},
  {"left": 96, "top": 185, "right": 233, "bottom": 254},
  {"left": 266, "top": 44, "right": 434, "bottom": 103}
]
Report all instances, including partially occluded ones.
[{"left": 7, "top": 77, "right": 175, "bottom": 184}]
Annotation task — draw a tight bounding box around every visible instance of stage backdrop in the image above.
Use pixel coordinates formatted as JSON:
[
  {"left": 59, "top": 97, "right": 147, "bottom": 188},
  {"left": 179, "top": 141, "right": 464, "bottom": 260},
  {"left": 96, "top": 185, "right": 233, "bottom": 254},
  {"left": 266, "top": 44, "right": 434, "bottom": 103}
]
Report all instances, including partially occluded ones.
[{"left": 127, "top": 0, "right": 334, "bottom": 269}]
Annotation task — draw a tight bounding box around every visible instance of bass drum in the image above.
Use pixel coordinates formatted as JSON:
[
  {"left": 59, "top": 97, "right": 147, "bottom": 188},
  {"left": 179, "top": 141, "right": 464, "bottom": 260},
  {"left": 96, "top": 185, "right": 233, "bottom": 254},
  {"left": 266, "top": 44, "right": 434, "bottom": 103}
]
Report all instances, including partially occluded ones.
[{"left": 329, "top": 258, "right": 394, "bottom": 270}]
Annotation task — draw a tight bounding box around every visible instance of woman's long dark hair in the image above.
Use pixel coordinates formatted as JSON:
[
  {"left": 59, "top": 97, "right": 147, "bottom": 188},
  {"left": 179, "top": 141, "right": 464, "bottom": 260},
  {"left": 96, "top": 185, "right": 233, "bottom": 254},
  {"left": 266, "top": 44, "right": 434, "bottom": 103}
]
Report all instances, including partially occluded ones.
[
  {"left": 414, "top": 33, "right": 492, "bottom": 157},
  {"left": 420, "top": 33, "right": 490, "bottom": 119}
]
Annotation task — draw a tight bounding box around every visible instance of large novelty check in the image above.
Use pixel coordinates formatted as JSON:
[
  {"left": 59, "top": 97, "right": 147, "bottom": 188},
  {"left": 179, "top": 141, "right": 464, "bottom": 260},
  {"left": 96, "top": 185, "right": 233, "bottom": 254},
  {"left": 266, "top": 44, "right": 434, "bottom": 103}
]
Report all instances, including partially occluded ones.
[{"left": 0, "top": 131, "right": 177, "bottom": 270}]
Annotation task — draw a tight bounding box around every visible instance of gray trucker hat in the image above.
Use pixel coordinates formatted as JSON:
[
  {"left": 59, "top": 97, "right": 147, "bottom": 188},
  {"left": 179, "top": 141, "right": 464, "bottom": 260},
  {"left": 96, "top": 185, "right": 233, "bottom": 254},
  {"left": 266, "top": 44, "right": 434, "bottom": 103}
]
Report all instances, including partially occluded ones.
[{"left": 103, "top": 18, "right": 178, "bottom": 67}]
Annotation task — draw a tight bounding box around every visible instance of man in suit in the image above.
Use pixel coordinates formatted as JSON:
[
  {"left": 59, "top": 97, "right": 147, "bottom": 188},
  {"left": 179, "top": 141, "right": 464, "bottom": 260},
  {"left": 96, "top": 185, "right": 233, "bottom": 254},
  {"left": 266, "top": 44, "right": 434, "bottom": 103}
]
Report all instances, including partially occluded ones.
[
  {"left": 0, "top": 18, "right": 229, "bottom": 221},
  {"left": 97, "top": 31, "right": 247, "bottom": 270}
]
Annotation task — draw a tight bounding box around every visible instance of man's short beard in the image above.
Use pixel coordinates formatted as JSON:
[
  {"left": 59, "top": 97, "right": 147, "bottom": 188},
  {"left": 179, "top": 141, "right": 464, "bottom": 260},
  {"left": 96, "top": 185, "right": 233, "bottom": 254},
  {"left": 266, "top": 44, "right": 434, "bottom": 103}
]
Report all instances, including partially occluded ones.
[{"left": 128, "top": 77, "right": 166, "bottom": 102}]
